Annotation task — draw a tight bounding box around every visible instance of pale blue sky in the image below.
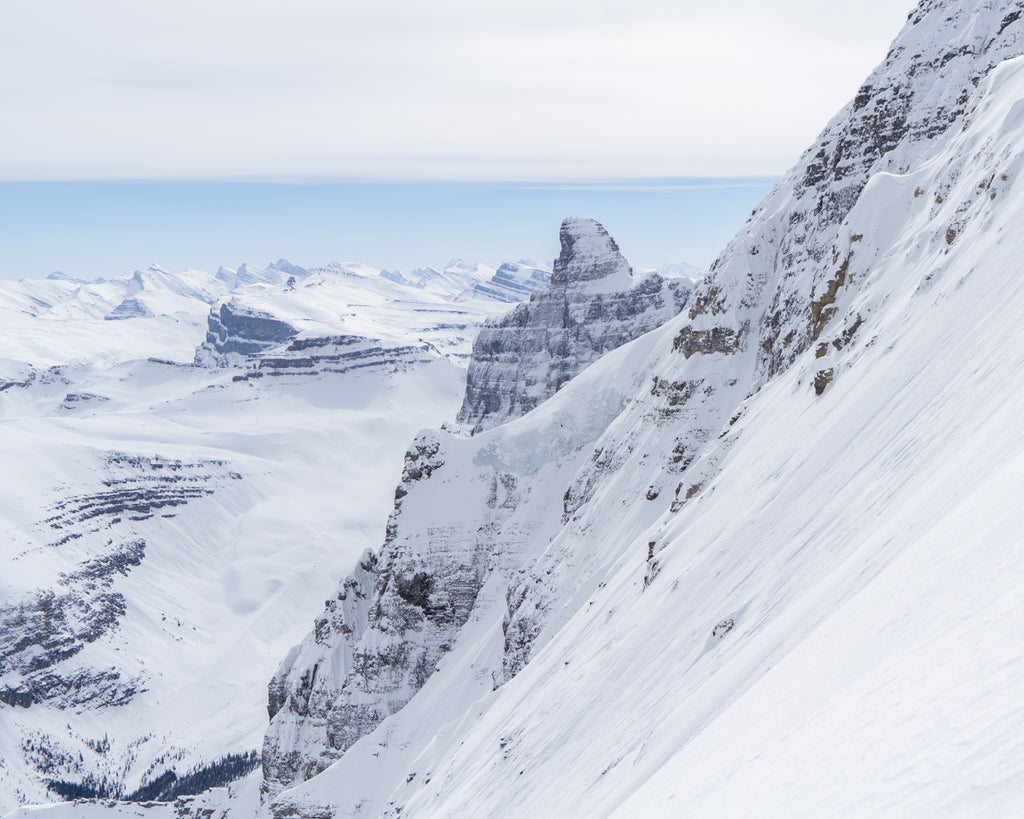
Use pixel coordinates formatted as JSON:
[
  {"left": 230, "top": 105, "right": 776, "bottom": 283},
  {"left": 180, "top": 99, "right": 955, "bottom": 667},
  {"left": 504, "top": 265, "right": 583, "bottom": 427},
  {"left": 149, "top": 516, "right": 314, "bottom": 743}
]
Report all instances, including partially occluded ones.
[{"left": 0, "top": 178, "right": 775, "bottom": 279}]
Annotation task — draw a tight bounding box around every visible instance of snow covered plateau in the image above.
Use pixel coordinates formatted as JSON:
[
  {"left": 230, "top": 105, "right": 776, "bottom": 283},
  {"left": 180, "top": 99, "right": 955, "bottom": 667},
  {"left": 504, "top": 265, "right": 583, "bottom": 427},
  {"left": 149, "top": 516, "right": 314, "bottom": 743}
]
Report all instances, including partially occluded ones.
[{"left": 7, "top": 0, "right": 1024, "bottom": 816}]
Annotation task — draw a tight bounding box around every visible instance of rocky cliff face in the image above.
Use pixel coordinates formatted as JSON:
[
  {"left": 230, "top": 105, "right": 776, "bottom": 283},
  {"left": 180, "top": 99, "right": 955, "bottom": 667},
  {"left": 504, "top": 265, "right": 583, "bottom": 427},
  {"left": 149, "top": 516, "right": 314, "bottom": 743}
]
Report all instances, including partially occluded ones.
[
  {"left": 457, "top": 217, "right": 692, "bottom": 432},
  {"left": 260, "top": 430, "right": 543, "bottom": 802},
  {"left": 499, "top": 0, "right": 1024, "bottom": 691},
  {"left": 259, "top": 337, "right": 656, "bottom": 816},
  {"left": 459, "top": 260, "right": 552, "bottom": 303},
  {"left": 257, "top": 2, "right": 1024, "bottom": 817},
  {"left": 195, "top": 302, "right": 300, "bottom": 367},
  {"left": 229, "top": 335, "right": 439, "bottom": 383}
]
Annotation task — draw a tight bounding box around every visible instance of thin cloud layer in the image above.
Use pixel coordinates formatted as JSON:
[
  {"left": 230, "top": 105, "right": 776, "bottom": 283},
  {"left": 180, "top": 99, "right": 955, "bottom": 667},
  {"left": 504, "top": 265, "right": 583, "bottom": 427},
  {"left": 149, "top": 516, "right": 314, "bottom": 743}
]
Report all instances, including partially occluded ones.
[{"left": 1, "top": 0, "right": 917, "bottom": 180}]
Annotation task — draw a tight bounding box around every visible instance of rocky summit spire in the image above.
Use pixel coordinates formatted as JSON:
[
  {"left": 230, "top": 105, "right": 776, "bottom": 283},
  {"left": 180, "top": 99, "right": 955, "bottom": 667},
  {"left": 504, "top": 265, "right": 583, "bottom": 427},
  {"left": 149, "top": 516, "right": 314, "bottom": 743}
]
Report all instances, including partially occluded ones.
[
  {"left": 455, "top": 217, "right": 693, "bottom": 432},
  {"left": 550, "top": 217, "right": 634, "bottom": 290}
]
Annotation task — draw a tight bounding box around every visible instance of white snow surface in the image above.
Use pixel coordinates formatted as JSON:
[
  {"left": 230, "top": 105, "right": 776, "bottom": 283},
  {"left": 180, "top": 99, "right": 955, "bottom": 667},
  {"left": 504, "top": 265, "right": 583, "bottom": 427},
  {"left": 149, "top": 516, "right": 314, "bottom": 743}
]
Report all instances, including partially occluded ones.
[
  {"left": 0, "top": 255, "right": 546, "bottom": 814},
  {"left": 258, "top": 3, "right": 1024, "bottom": 817},
  {"left": 9, "top": 2, "right": 1024, "bottom": 817},
  {"left": 0, "top": 258, "right": 544, "bottom": 370}
]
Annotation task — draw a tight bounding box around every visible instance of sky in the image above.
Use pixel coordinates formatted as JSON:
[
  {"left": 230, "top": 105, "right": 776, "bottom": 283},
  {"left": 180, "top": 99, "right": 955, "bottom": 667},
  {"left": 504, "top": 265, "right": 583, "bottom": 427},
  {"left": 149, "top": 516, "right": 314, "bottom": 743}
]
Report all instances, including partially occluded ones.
[
  {"left": 3, "top": 1, "right": 917, "bottom": 180},
  {"left": 0, "top": 0, "right": 918, "bottom": 278},
  {"left": 0, "top": 178, "right": 777, "bottom": 278}
]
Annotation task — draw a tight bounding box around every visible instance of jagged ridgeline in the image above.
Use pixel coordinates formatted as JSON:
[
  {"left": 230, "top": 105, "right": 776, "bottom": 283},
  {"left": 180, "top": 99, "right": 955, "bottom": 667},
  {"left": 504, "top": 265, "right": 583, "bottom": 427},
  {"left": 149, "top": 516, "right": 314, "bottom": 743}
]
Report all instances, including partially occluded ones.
[
  {"left": 5, "top": 1, "right": 1024, "bottom": 817},
  {"left": 258, "top": 2, "right": 1024, "bottom": 818},
  {"left": 457, "top": 217, "right": 695, "bottom": 432}
]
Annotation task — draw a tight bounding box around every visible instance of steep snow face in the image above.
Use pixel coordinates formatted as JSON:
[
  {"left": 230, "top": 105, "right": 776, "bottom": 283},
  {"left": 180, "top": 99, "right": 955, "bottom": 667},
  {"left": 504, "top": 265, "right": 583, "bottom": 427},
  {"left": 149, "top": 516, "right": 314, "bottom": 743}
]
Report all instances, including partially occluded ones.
[
  {"left": 739, "top": 0, "right": 1024, "bottom": 381},
  {"left": 259, "top": 332, "right": 667, "bottom": 815},
  {"left": 258, "top": 2, "right": 1024, "bottom": 817},
  {"left": 457, "top": 218, "right": 692, "bottom": 432}
]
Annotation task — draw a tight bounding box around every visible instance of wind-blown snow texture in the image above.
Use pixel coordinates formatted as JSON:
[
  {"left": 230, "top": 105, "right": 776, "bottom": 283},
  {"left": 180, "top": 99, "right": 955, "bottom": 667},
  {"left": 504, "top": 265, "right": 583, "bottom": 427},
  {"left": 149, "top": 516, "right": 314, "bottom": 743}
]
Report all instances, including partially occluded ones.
[
  {"left": 9, "top": 1, "right": 1024, "bottom": 817},
  {"left": 252, "top": 2, "right": 1024, "bottom": 817}
]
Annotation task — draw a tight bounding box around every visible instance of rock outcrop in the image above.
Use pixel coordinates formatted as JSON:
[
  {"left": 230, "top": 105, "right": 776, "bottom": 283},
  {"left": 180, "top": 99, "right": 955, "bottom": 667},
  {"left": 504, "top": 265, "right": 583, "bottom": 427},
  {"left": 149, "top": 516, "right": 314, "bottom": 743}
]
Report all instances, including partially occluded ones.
[
  {"left": 104, "top": 298, "right": 153, "bottom": 321},
  {"left": 260, "top": 431, "right": 541, "bottom": 799},
  {"left": 1, "top": 454, "right": 239, "bottom": 715},
  {"left": 194, "top": 302, "right": 299, "bottom": 367},
  {"left": 457, "top": 217, "right": 693, "bottom": 431},
  {"left": 459, "top": 260, "right": 552, "bottom": 303},
  {"left": 230, "top": 335, "right": 438, "bottom": 382}
]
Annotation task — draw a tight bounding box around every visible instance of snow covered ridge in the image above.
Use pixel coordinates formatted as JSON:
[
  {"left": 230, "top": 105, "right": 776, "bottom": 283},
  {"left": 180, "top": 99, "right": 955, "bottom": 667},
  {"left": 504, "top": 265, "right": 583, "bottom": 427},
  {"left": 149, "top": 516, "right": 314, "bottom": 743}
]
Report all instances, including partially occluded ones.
[
  {"left": 251, "top": 2, "right": 1024, "bottom": 817},
  {"left": 457, "top": 217, "right": 695, "bottom": 432},
  {"left": 189, "top": 264, "right": 515, "bottom": 372},
  {"left": 258, "top": 216, "right": 691, "bottom": 802},
  {"left": 259, "top": 333, "right": 666, "bottom": 815},
  {"left": 10, "top": 1, "right": 1024, "bottom": 817},
  {"left": 0, "top": 257, "right": 553, "bottom": 369}
]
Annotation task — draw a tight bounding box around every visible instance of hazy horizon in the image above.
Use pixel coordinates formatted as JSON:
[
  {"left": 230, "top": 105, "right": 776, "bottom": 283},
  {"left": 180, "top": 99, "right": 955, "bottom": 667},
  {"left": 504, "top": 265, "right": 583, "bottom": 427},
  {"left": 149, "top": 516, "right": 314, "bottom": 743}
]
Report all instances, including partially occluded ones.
[{"left": 0, "top": 176, "right": 776, "bottom": 281}]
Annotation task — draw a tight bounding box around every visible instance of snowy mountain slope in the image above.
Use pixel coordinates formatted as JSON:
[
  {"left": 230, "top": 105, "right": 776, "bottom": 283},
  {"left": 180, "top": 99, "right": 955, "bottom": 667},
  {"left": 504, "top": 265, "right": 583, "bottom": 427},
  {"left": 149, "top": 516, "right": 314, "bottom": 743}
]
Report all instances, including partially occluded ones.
[
  {"left": 457, "top": 260, "right": 552, "bottom": 303},
  {"left": 257, "top": 217, "right": 693, "bottom": 807},
  {"left": 258, "top": 329, "right": 667, "bottom": 811},
  {"left": 9, "top": 2, "right": 1024, "bottom": 817},
  {"left": 0, "top": 267, "right": 221, "bottom": 369},
  {"left": 0, "top": 256, "right": 550, "bottom": 814},
  {"left": 0, "top": 257, "right": 548, "bottom": 371},
  {"left": 193, "top": 264, "right": 513, "bottom": 371},
  {"left": 402, "top": 99, "right": 1024, "bottom": 811},
  {"left": 215, "top": 260, "right": 308, "bottom": 291},
  {"left": 251, "top": 1, "right": 1024, "bottom": 816},
  {"left": 378, "top": 260, "right": 496, "bottom": 300}
]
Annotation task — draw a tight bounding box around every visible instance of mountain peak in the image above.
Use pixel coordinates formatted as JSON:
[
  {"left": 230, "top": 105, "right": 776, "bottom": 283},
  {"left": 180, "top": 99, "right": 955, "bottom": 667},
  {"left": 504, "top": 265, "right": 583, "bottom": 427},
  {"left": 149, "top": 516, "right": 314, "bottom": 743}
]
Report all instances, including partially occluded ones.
[{"left": 550, "top": 217, "right": 633, "bottom": 289}]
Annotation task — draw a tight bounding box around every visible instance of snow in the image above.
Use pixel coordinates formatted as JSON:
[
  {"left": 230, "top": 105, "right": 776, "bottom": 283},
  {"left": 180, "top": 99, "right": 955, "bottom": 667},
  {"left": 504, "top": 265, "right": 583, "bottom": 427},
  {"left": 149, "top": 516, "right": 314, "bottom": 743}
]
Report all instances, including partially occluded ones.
[
  {"left": 8, "top": 3, "right": 1024, "bottom": 818},
  {"left": 373, "top": 27, "right": 1024, "bottom": 819},
  {"left": 0, "top": 253, "right": 547, "bottom": 814},
  {"left": 257, "top": 4, "right": 1024, "bottom": 817}
]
